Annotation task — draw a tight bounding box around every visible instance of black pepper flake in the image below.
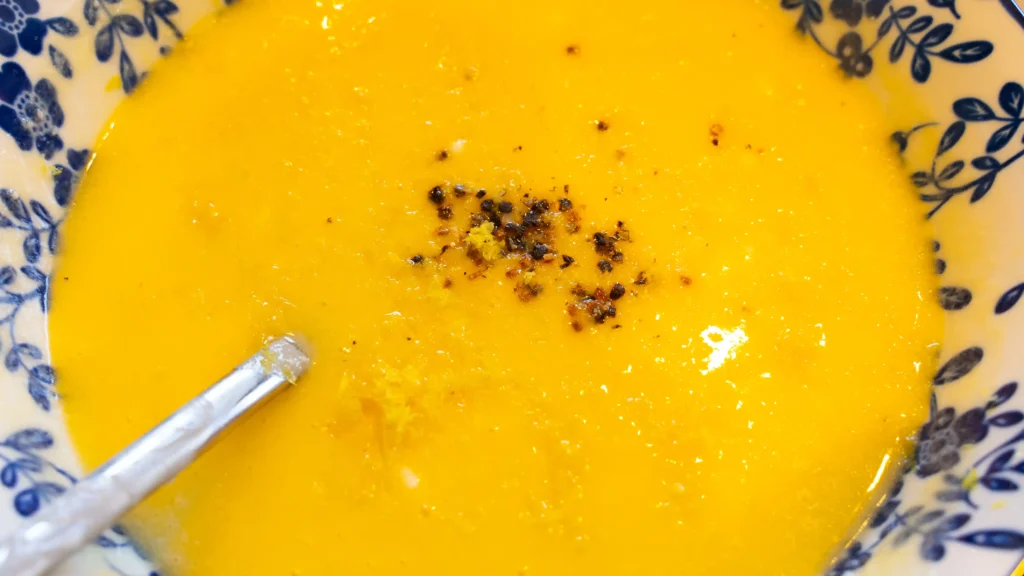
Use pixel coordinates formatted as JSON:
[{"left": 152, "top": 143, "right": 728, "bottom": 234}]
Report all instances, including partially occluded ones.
[
  {"left": 609, "top": 283, "right": 625, "bottom": 300},
  {"left": 522, "top": 210, "right": 542, "bottom": 228},
  {"left": 558, "top": 198, "right": 573, "bottom": 212},
  {"left": 597, "top": 260, "right": 613, "bottom": 273},
  {"left": 596, "top": 120, "right": 609, "bottom": 131},
  {"left": 560, "top": 255, "right": 575, "bottom": 269},
  {"left": 428, "top": 186, "right": 446, "bottom": 205},
  {"left": 453, "top": 184, "right": 467, "bottom": 198},
  {"left": 612, "top": 324, "right": 622, "bottom": 329},
  {"left": 634, "top": 271, "right": 648, "bottom": 285},
  {"left": 566, "top": 44, "right": 580, "bottom": 55},
  {"left": 437, "top": 205, "right": 453, "bottom": 220},
  {"left": 563, "top": 184, "right": 570, "bottom": 194},
  {"left": 531, "top": 199, "right": 550, "bottom": 213},
  {"left": 530, "top": 243, "right": 549, "bottom": 260},
  {"left": 410, "top": 254, "right": 424, "bottom": 264},
  {"left": 611, "top": 251, "right": 624, "bottom": 263},
  {"left": 326, "top": 217, "right": 333, "bottom": 223},
  {"left": 481, "top": 198, "right": 496, "bottom": 212},
  {"left": 498, "top": 201, "right": 514, "bottom": 213},
  {"left": 476, "top": 190, "right": 487, "bottom": 199},
  {"left": 438, "top": 149, "right": 450, "bottom": 161}
]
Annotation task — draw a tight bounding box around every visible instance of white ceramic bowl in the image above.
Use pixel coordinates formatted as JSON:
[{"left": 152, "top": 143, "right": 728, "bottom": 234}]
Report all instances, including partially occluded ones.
[{"left": 1, "top": 0, "right": 1023, "bottom": 574}]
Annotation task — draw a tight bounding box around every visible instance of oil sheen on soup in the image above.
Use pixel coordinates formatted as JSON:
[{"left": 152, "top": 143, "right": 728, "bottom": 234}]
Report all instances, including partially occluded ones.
[{"left": 50, "top": 0, "right": 942, "bottom": 574}]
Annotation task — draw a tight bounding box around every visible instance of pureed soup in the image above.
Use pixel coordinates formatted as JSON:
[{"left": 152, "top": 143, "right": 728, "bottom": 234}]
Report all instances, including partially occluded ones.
[{"left": 50, "top": 0, "right": 942, "bottom": 574}]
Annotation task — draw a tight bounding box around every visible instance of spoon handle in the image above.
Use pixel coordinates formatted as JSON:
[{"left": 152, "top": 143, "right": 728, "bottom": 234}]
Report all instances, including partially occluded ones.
[{"left": 0, "top": 336, "right": 310, "bottom": 576}]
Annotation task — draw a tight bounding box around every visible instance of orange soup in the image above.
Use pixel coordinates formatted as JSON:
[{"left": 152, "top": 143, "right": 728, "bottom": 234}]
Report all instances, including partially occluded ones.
[{"left": 51, "top": 0, "right": 942, "bottom": 574}]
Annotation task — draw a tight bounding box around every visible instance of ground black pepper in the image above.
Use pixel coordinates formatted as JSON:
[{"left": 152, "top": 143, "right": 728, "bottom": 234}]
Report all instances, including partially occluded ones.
[
  {"left": 438, "top": 149, "right": 449, "bottom": 161},
  {"left": 560, "top": 255, "right": 575, "bottom": 269},
  {"left": 476, "top": 190, "right": 487, "bottom": 199},
  {"left": 530, "top": 243, "right": 549, "bottom": 260},
  {"left": 437, "top": 205, "right": 453, "bottom": 220},
  {"left": 453, "top": 184, "right": 467, "bottom": 198},
  {"left": 609, "top": 283, "right": 625, "bottom": 300},
  {"left": 428, "top": 186, "right": 445, "bottom": 205},
  {"left": 481, "top": 198, "right": 495, "bottom": 212},
  {"left": 598, "top": 260, "right": 613, "bottom": 273},
  {"left": 597, "top": 120, "right": 609, "bottom": 131},
  {"left": 558, "top": 198, "right": 573, "bottom": 212},
  {"left": 410, "top": 255, "right": 424, "bottom": 264},
  {"left": 498, "top": 201, "right": 514, "bottom": 213}
]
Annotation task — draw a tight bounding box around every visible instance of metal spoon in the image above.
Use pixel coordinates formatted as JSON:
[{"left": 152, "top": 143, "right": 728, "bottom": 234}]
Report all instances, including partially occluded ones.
[{"left": 0, "top": 336, "right": 311, "bottom": 576}]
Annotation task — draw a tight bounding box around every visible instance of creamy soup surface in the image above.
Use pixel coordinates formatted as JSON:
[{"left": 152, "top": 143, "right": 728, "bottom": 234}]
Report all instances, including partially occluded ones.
[{"left": 51, "top": 0, "right": 942, "bottom": 574}]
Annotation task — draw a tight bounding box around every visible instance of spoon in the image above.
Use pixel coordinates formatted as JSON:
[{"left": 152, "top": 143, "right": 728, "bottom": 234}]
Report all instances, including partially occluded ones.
[{"left": 0, "top": 336, "right": 311, "bottom": 576}]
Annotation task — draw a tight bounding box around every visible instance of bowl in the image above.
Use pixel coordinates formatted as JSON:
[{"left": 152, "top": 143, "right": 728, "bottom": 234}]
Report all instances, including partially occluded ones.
[{"left": 1, "top": 0, "right": 1023, "bottom": 574}]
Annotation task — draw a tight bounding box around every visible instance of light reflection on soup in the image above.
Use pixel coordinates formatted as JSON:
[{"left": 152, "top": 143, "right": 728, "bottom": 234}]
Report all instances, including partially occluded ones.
[{"left": 51, "top": 0, "right": 941, "bottom": 573}]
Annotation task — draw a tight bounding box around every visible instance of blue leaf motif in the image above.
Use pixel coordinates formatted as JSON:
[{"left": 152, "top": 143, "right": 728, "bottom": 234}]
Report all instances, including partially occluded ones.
[
  {"left": 990, "top": 411, "right": 1024, "bottom": 427},
  {"left": 143, "top": 8, "right": 157, "bottom": 39},
  {"left": 14, "top": 488, "right": 39, "bottom": 516},
  {"left": 1, "top": 189, "right": 30, "bottom": 224},
  {"left": 29, "top": 365, "right": 55, "bottom": 385},
  {"left": 938, "top": 41, "right": 994, "bottom": 64},
  {"left": 980, "top": 477, "right": 1018, "bottom": 491},
  {"left": 22, "top": 232, "right": 41, "bottom": 264},
  {"left": 29, "top": 201, "right": 53, "bottom": 225},
  {"left": 45, "top": 17, "right": 79, "bottom": 36},
  {"left": 933, "top": 513, "right": 971, "bottom": 533},
  {"left": 83, "top": 0, "right": 99, "bottom": 26},
  {"left": 894, "top": 5, "right": 916, "bottom": 18},
  {"left": 0, "top": 266, "right": 16, "bottom": 286},
  {"left": 933, "top": 346, "right": 983, "bottom": 385},
  {"left": 15, "top": 343, "right": 43, "bottom": 360},
  {"left": 154, "top": 0, "right": 179, "bottom": 16},
  {"left": 889, "top": 34, "right": 907, "bottom": 62},
  {"left": 957, "top": 530, "right": 1024, "bottom": 549},
  {"left": 936, "top": 121, "right": 965, "bottom": 156},
  {"left": 953, "top": 98, "right": 995, "bottom": 121},
  {"left": 970, "top": 172, "right": 996, "bottom": 203},
  {"left": 996, "top": 283, "right": 1024, "bottom": 314},
  {"left": 48, "top": 46, "right": 72, "bottom": 79},
  {"left": 28, "top": 381, "right": 50, "bottom": 411},
  {"left": 989, "top": 450, "right": 1014, "bottom": 474},
  {"left": 112, "top": 15, "right": 145, "bottom": 37},
  {"left": 986, "top": 122, "right": 1019, "bottom": 153},
  {"left": 13, "top": 458, "right": 41, "bottom": 473},
  {"left": 20, "top": 266, "right": 46, "bottom": 283},
  {"left": 919, "top": 23, "right": 953, "bottom": 47},
  {"left": 120, "top": 51, "right": 139, "bottom": 94},
  {"left": 3, "top": 429, "right": 53, "bottom": 451},
  {"left": 937, "top": 160, "right": 964, "bottom": 181},
  {"left": 5, "top": 348, "right": 22, "bottom": 372},
  {"left": 0, "top": 464, "right": 17, "bottom": 488},
  {"left": 1001, "top": 82, "right": 1024, "bottom": 117},
  {"left": 47, "top": 228, "right": 58, "bottom": 254},
  {"left": 95, "top": 24, "right": 115, "bottom": 62},
  {"left": 920, "top": 539, "right": 946, "bottom": 561},
  {"left": 990, "top": 382, "right": 1018, "bottom": 408},
  {"left": 96, "top": 535, "right": 118, "bottom": 548},
  {"left": 906, "top": 15, "right": 933, "bottom": 32},
  {"left": 971, "top": 155, "right": 999, "bottom": 170}
]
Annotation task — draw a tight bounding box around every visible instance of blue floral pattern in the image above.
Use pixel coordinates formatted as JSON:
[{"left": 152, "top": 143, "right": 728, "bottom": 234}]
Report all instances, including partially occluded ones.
[
  {"left": 0, "top": 61, "right": 62, "bottom": 158},
  {"left": 783, "top": 0, "right": 992, "bottom": 81},
  {"left": 0, "top": 0, "right": 1017, "bottom": 575},
  {"left": 828, "top": 384, "right": 1024, "bottom": 574}
]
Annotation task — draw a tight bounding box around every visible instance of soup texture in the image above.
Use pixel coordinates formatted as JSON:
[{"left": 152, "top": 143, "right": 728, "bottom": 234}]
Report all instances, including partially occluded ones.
[{"left": 51, "top": 0, "right": 942, "bottom": 574}]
